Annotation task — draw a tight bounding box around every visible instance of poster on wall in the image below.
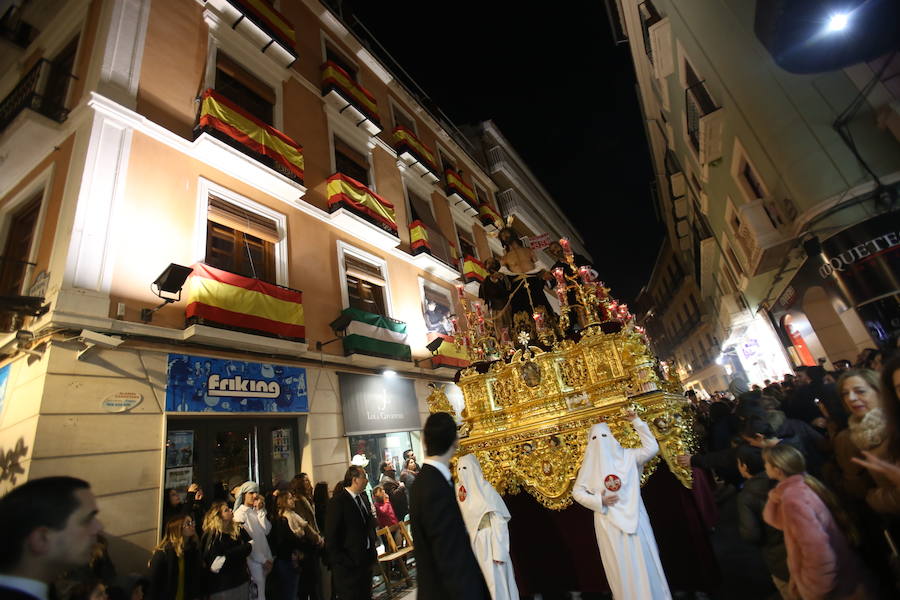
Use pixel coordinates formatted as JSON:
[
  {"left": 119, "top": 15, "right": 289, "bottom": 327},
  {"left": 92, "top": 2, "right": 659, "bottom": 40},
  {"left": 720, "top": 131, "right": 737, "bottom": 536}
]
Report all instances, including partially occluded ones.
[
  {"left": 165, "top": 354, "right": 308, "bottom": 413},
  {"left": 166, "top": 430, "right": 194, "bottom": 468},
  {"left": 0, "top": 363, "right": 9, "bottom": 416},
  {"left": 272, "top": 427, "right": 292, "bottom": 459},
  {"left": 165, "top": 466, "right": 193, "bottom": 492}
]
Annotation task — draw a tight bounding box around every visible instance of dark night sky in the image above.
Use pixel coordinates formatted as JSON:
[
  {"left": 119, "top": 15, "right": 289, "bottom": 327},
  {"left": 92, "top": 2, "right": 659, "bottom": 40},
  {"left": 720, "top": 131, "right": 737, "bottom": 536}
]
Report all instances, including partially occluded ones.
[{"left": 339, "top": 1, "right": 665, "bottom": 303}]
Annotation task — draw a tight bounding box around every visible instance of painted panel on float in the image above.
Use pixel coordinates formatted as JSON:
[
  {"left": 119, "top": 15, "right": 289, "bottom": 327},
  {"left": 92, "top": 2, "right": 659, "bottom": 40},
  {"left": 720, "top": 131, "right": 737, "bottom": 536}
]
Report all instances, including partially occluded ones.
[{"left": 165, "top": 353, "right": 308, "bottom": 412}]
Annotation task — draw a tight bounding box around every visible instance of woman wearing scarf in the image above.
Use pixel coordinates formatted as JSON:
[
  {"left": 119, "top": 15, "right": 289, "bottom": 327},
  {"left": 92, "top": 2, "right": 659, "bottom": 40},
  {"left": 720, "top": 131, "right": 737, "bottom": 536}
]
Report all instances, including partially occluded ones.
[
  {"left": 455, "top": 454, "right": 519, "bottom": 600},
  {"left": 232, "top": 481, "right": 273, "bottom": 600},
  {"left": 572, "top": 411, "right": 671, "bottom": 599}
]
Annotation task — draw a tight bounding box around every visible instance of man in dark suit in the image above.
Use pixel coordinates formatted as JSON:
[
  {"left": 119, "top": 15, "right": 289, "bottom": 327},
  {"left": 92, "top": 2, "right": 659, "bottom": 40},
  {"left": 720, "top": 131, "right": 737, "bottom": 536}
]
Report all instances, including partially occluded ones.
[
  {"left": 325, "top": 465, "right": 378, "bottom": 600},
  {"left": 411, "top": 412, "right": 489, "bottom": 600},
  {"left": 0, "top": 476, "right": 103, "bottom": 600}
]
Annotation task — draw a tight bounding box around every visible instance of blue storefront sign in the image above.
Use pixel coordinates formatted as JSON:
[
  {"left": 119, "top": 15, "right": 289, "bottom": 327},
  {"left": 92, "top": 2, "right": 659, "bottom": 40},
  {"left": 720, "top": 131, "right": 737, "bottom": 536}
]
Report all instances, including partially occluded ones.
[{"left": 166, "top": 354, "right": 308, "bottom": 413}]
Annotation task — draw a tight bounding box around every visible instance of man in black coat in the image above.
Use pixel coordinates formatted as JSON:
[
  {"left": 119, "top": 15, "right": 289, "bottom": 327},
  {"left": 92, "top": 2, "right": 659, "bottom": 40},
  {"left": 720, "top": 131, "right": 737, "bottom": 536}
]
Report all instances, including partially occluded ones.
[
  {"left": 410, "top": 412, "right": 488, "bottom": 600},
  {"left": 325, "top": 465, "right": 378, "bottom": 600},
  {"left": 0, "top": 476, "right": 103, "bottom": 600}
]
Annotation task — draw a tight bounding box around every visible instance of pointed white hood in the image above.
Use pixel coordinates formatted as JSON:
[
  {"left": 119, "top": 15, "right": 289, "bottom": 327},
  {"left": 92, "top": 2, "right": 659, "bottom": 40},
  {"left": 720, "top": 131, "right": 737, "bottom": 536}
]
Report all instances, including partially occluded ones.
[
  {"left": 456, "top": 453, "right": 510, "bottom": 540},
  {"left": 573, "top": 422, "right": 640, "bottom": 534}
]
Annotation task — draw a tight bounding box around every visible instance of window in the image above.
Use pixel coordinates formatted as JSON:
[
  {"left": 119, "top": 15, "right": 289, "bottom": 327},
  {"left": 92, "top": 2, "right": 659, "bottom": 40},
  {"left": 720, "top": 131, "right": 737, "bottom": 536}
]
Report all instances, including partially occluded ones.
[
  {"left": 334, "top": 136, "right": 369, "bottom": 185},
  {"left": 741, "top": 162, "right": 765, "bottom": 200},
  {"left": 408, "top": 189, "right": 454, "bottom": 265},
  {"left": 326, "top": 45, "right": 356, "bottom": 80},
  {"left": 0, "top": 193, "right": 41, "bottom": 298},
  {"left": 683, "top": 58, "right": 716, "bottom": 153},
  {"left": 43, "top": 35, "right": 79, "bottom": 115},
  {"left": 216, "top": 51, "right": 276, "bottom": 125},
  {"left": 420, "top": 279, "right": 453, "bottom": 335},
  {"left": 392, "top": 103, "right": 417, "bottom": 134},
  {"left": 439, "top": 150, "right": 457, "bottom": 174},
  {"left": 638, "top": 1, "right": 662, "bottom": 63},
  {"left": 205, "top": 196, "right": 278, "bottom": 283},
  {"left": 474, "top": 184, "right": 489, "bottom": 207},
  {"left": 457, "top": 226, "right": 477, "bottom": 259},
  {"left": 342, "top": 249, "right": 389, "bottom": 316}
]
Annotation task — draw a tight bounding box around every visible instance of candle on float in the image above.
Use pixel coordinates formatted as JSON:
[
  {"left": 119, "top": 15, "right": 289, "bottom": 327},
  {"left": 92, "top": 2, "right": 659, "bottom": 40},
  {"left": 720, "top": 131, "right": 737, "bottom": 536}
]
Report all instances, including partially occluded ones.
[
  {"left": 552, "top": 267, "right": 565, "bottom": 285},
  {"left": 556, "top": 285, "right": 568, "bottom": 306},
  {"left": 578, "top": 265, "right": 592, "bottom": 284},
  {"left": 475, "top": 302, "right": 483, "bottom": 317},
  {"left": 533, "top": 311, "right": 544, "bottom": 330},
  {"left": 456, "top": 284, "right": 465, "bottom": 299},
  {"left": 559, "top": 238, "right": 573, "bottom": 257}
]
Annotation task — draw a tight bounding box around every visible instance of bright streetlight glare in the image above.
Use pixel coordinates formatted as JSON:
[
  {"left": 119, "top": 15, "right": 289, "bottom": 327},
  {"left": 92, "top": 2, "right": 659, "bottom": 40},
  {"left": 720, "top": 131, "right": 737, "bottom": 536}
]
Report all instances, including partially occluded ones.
[
  {"left": 382, "top": 369, "right": 397, "bottom": 378},
  {"left": 826, "top": 12, "right": 850, "bottom": 32}
]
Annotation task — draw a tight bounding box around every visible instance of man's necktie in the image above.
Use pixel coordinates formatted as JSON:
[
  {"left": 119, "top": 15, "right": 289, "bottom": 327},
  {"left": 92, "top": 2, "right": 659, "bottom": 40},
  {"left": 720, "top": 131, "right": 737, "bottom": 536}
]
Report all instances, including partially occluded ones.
[{"left": 355, "top": 494, "right": 371, "bottom": 548}]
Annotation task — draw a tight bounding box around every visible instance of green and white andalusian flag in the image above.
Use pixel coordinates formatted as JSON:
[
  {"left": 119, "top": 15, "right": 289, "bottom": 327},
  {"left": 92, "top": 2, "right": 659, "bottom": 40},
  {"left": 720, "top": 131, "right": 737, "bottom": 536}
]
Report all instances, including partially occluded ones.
[{"left": 341, "top": 307, "right": 412, "bottom": 361}]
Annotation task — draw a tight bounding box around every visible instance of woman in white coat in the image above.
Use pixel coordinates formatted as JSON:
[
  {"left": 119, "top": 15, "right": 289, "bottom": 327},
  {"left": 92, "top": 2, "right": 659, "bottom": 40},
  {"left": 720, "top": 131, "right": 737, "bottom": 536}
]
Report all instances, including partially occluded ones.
[
  {"left": 456, "top": 453, "right": 520, "bottom": 600},
  {"left": 572, "top": 411, "right": 671, "bottom": 600}
]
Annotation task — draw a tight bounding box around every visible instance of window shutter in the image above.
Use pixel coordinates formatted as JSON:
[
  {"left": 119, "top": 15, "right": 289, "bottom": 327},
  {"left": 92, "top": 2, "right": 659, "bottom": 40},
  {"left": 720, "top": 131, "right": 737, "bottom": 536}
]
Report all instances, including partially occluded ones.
[{"left": 208, "top": 196, "right": 280, "bottom": 243}]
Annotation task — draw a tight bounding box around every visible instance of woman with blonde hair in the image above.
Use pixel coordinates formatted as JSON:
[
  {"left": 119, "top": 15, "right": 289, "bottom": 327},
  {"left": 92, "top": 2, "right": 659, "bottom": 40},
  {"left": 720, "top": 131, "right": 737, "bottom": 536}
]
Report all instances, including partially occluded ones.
[
  {"left": 833, "top": 368, "right": 886, "bottom": 500},
  {"left": 147, "top": 515, "right": 204, "bottom": 600},
  {"left": 762, "top": 444, "right": 873, "bottom": 599},
  {"left": 201, "top": 500, "right": 253, "bottom": 600}
]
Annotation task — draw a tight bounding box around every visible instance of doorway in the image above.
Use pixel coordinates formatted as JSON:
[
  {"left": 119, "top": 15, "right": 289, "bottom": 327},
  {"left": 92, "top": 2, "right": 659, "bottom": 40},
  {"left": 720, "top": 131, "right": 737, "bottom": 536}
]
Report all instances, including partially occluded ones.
[{"left": 163, "top": 416, "right": 306, "bottom": 515}]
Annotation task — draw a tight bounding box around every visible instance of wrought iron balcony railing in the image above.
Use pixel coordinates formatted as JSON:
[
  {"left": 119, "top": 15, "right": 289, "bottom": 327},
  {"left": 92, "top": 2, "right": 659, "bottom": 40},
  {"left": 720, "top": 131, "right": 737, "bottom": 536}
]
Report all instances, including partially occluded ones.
[{"left": 0, "top": 58, "right": 75, "bottom": 133}]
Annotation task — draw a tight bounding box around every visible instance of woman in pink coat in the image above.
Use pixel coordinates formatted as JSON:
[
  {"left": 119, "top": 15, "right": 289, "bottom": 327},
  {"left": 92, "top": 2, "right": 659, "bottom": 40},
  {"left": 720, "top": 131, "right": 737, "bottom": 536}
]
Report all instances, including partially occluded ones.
[{"left": 762, "top": 443, "right": 874, "bottom": 599}]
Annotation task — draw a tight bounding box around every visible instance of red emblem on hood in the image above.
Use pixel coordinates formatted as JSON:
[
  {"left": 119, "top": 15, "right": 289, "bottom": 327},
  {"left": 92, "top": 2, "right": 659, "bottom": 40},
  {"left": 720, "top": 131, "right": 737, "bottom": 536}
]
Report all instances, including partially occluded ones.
[
  {"left": 604, "top": 474, "right": 621, "bottom": 492},
  {"left": 458, "top": 484, "right": 467, "bottom": 502}
]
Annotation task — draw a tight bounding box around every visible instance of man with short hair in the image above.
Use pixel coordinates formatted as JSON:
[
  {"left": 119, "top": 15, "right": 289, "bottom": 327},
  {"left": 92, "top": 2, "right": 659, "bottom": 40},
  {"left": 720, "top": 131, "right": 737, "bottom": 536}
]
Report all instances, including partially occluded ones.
[
  {"left": 410, "top": 412, "right": 488, "bottom": 600},
  {"left": 379, "top": 461, "right": 408, "bottom": 521},
  {"left": 326, "top": 465, "right": 378, "bottom": 600},
  {"left": 0, "top": 476, "right": 103, "bottom": 600}
]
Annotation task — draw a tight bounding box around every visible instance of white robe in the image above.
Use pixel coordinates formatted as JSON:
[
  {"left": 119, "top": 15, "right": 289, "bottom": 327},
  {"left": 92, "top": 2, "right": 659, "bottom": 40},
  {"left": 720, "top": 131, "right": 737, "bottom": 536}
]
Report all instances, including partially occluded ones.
[
  {"left": 456, "top": 454, "right": 520, "bottom": 600},
  {"left": 572, "top": 419, "right": 671, "bottom": 600}
]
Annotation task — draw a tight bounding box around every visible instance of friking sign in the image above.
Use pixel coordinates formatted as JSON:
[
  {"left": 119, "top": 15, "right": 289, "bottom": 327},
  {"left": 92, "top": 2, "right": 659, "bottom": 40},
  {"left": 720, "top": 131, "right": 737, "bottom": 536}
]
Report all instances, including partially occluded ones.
[
  {"left": 337, "top": 372, "right": 421, "bottom": 435},
  {"left": 165, "top": 354, "right": 308, "bottom": 413}
]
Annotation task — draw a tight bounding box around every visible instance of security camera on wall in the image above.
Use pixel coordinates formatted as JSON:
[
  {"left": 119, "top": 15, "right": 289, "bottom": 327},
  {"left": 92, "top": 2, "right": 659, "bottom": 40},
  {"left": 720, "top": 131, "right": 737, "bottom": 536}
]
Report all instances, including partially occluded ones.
[{"left": 78, "top": 329, "right": 125, "bottom": 348}]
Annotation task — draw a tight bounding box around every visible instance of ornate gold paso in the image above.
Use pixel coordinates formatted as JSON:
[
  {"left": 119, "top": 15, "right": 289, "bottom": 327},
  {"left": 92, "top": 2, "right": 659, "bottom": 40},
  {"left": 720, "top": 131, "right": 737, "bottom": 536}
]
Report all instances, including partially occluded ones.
[{"left": 429, "top": 324, "right": 698, "bottom": 510}]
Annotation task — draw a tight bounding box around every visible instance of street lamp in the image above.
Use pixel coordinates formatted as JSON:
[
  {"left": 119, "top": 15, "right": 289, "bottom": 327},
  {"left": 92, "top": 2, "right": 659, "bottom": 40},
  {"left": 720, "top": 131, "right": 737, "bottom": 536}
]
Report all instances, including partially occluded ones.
[{"left": 825, "top": 12, "right": 850, "bottom": 32}]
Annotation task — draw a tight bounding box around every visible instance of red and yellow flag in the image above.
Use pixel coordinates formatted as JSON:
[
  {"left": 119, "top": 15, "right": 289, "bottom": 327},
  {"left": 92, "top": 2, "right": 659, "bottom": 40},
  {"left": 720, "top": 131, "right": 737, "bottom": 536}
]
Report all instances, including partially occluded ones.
[
  {"left": 463, "top": 256, "right": 488, "bottom": 283},
  {"left": 427, "top": 333, "right": 469, "bottom": 368},
  {"left": 478, "top": 202, "right": 501, "bottom": 228},
  {"left": 392, "top": 126, "right": 438, "bottom": 174},
  {"left": 410, "top": 220, "right": 430, "bottom": 253},
  {"left": 233, "top": 0, "right": 296, "bottom": 50},
  {"left": 186, "top": 263, "right": 305, "bottom": 341},
  {"left": 327, "top": 173, "right": 397, "bottom": 233},
  {"left": 198, "top": 89, "right": 304, "bottom": 181},
  {"left": 321, "top": 61, "right": 381, "bottom": 126},
  {"left": 445, "top": 168, "right": 477, "bottom": 207}
]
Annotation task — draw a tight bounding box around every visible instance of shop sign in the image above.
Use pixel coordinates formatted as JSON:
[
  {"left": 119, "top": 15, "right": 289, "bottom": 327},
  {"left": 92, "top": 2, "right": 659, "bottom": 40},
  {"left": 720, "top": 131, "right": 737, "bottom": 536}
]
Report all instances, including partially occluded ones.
[
  {"left": 165, "top": 354, "right": 308, "bottom": 413},
  {"left": 338, "top": 372, "right": 421, "bottom": 435},
  {"left": 101, "top": 391, "right": 142, "bottom": 413},
  {"left": 528, "top": 233, "right": 551, "bottom": 250}
]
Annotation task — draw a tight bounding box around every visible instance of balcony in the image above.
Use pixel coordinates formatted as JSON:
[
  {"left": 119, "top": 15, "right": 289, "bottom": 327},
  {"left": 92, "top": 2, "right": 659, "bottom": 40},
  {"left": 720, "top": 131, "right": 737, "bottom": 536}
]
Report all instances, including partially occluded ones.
[
  {"left": 204, "top": 0, "right": 297, "bottom": 68},
  {"left": 733, "top": 199, "right": 793, "bottom": 276},
  {"left": 392, "top": 126, "right": 439, "bottom": 183},
  {"left": 185, "top": 262, "right": 305, "bottom": 342},
  {"left": 685, "top": 81, "right": 725, "bottom": 164},
  {"left": 444, "top": 167, "right": 478, "bottom": 215},
  {"left": 339, "top": 307, "right": 411, "bottom": 362},
  {"left": 0, "top": 58, "right": 74, "bottom": 134},
  {"left": 195, "top": 88, "right": 304, "bottom": 185},
  {"left": 321, "top": 61, "right": 382, "bottom": 135},
  {"left": 326, "top": 173, "right": 400, "bottom": 248},
  {"left": 477, "top": 202, "right": 502, "bottom": 230},
  {"left": 409, "top": 220, "right": 461, "bottom": 283}
]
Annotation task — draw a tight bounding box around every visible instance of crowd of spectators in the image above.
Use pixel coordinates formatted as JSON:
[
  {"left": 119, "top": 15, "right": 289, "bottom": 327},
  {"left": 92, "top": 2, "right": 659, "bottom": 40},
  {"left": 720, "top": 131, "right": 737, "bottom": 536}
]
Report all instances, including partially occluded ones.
[{"left": 678, "top": 348, "right": 900, "bottom": 599}]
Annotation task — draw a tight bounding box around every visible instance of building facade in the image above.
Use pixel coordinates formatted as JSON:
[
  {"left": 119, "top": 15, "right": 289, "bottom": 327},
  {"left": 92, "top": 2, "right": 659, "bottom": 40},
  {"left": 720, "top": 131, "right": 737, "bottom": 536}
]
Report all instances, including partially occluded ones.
[
  {"left": 0, "top": 0, "right": 587, "bottom": 569},
  {"left": 612, "top": 0, "right": 900, "bottom": 392}
]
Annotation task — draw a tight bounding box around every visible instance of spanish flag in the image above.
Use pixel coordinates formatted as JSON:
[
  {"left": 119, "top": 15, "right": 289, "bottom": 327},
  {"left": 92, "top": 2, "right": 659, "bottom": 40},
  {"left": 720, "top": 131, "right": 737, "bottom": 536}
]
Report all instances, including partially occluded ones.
[
  {"left": 198, "top": 89, "right": 304, "bottom": 182},
  {"left": 186, "top": 263, "right": 305, "bottom": 342},
  {"left": 327, "top": 173, "right": 397, "bottom": 234},
  {"left": 427, "top": 333, "right": 469, "bottom": 368},
  {"left": 463, "top": 256, "right": 488, "bottom": 283}
]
